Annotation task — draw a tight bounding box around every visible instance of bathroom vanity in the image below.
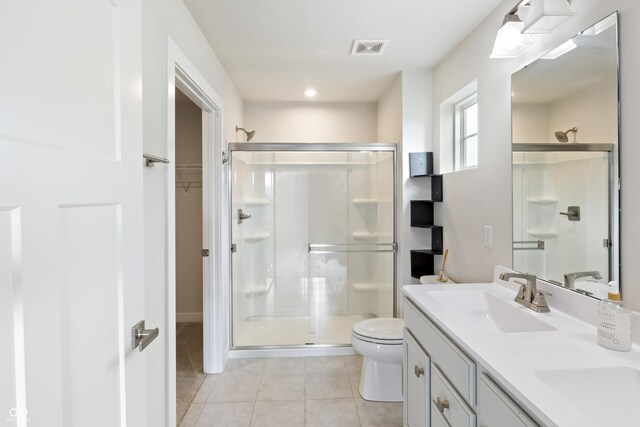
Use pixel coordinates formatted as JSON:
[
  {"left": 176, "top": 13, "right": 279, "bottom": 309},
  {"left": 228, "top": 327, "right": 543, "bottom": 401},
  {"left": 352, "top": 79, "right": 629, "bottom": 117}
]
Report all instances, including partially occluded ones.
[{"left": 402, "top": 266, "right": 640, "bottom": 427}]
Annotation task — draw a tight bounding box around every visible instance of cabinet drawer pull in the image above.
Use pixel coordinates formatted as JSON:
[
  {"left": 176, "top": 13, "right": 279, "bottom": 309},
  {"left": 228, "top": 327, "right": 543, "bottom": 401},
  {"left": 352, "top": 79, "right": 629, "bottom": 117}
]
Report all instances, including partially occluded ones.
[
  {"left": 435, "top": 396, "right": 450, "bottom": 413},
  {"left": 414, "top": 365, "right": 425, "bottom": 377}
]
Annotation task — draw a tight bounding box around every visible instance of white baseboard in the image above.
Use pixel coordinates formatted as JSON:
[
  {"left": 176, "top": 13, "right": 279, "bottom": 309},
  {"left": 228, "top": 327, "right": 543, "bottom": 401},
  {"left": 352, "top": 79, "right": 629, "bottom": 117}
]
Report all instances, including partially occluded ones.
[{"left": 176, "top": 312, "right": 203, "bottom": 323}]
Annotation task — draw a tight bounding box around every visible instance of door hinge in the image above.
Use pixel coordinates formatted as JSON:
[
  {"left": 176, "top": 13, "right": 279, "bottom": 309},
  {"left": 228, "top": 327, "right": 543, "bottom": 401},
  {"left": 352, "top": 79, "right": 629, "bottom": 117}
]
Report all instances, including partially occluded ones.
[
  {"left": 202, "top": 249, "right": 210, "bottom": 257},
  {"left": 231, "top": 243, "right": 237, "bottom": 253},
  {"left": 603, "top": 238, "right": 612, "bottom": 248}
]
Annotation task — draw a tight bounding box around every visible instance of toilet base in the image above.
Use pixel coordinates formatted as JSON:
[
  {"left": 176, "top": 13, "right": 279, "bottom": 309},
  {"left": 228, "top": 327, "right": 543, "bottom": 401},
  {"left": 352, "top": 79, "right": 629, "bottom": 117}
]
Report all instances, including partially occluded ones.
[{"left": 358, "top": 357, "right": 403, "bottom": 402}]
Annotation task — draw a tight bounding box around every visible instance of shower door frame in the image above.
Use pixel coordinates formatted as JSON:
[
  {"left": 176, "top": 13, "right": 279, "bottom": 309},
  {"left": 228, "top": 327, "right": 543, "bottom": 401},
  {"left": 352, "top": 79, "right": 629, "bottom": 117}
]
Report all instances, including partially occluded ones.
[
  {"left": 511, "top": 143, "right": 618, "bottom": 283},
  {"left": 227, "top": 142, "right": 398, "bottom": 351}
]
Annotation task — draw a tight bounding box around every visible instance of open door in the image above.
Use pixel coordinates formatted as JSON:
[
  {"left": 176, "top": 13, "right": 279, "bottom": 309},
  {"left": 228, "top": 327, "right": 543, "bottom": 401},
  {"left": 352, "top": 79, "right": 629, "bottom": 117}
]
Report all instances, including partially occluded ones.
[{"left": 0, "top": 1, "right": 152, "bottom": 426}]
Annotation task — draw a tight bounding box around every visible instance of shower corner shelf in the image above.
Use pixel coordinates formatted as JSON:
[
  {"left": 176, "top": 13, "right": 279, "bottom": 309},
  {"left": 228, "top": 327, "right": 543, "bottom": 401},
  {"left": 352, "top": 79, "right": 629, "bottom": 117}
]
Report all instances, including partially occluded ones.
[
  {"left": 527, "top": 196, "right": 558, "bottom": 205},
  {"left": 244, "top": 278, "right": 274, "bottom": 296},
  {"left": 526, "top": 229, "right": 558, "bottom": 239},
  {"left": 352, "top": 198, "right": 378, "bottom": 206},
  {"left": 244, "top": 198, "right": 270, "bottom": 207},
  {"left": 244, "top": 232, "right": 271, "bottom": 243},
  {"left": 353, "top": 283, "right": 378, "bottom": 292},
  {"left": 352, "top": 231, "right": 379, "bottom": 240}
]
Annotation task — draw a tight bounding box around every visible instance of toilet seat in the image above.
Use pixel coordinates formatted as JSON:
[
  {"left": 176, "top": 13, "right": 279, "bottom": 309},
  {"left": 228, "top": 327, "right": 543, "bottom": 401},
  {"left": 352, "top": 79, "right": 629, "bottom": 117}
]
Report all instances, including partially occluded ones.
[{"left": 352, "top": 318, "right": 404, "bottom": 343}]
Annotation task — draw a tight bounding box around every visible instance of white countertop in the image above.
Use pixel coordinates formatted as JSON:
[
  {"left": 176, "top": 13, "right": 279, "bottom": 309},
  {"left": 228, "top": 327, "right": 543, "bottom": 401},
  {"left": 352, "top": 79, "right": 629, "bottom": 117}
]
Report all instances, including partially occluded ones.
[{"left": 403, "top": 267, "right": 640, "bottom": 427}]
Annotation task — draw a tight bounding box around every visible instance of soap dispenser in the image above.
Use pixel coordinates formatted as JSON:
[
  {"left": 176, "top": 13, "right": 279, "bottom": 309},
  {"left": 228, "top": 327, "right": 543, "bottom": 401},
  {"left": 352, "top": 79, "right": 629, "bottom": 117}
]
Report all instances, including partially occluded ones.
[{"left": 597, "top": 291, "right": 632, "bottom": 351}]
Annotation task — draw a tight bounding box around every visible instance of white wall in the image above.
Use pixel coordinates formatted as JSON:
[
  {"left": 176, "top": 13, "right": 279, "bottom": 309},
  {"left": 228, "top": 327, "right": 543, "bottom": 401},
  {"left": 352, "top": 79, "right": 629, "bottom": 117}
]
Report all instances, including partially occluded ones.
[
  {"left": 400, "top": 70, "right": 436, "bottom": 287},
  {"left": 175, "top": 90, "right": 203, "bottom": 321},
  {"left": 141, "top": 0, "right": 244, "bottom": 423},
  {"left": 432, "top": 0, "right": 640, "bottom": 310},
  {"left": 243, "top": 101, "right": 377, "bottom": 142}
]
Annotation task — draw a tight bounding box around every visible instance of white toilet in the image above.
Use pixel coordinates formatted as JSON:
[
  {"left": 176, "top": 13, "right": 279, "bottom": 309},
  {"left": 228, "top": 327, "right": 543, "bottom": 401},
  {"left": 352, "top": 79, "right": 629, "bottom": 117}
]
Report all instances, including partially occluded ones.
[{"left": 351, "top": 317, "right": 405, "bottom": 402}]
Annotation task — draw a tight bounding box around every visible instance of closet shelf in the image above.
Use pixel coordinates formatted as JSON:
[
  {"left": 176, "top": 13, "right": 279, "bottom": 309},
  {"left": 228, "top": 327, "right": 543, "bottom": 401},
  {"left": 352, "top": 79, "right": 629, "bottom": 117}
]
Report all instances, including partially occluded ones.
[
  {"left": 353, "top": 283, "right": 378, "bottom": 292},
  {"left": 176, "top": 164, "right": 202, "bottom": 192},
  {"left": 526, "top": 229, "right": 558, "bottom": 239},
  {"left": 244, "top": 232, "right": 271, "bottom": 243}
]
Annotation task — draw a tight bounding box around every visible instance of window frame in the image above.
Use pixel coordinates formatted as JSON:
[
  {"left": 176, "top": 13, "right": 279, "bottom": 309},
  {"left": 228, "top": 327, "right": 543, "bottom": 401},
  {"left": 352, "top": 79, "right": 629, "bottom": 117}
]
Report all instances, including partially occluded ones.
[{"left": 454, "top": 94, "right": 478, "bottom": 170}]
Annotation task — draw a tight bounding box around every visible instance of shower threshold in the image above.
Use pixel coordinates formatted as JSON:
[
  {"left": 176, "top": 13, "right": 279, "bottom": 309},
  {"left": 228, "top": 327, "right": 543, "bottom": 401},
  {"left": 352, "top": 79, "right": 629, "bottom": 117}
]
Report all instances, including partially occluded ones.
[{"left": 233, "top": 313, "right": 376, "bottom": 348}]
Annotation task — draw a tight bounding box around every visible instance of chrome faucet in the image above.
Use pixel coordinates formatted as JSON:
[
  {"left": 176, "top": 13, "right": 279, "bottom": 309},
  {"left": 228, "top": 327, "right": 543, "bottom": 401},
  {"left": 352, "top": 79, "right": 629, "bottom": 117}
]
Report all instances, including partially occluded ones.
[
  {"left": 563, "top": 271, "right": 602, "bottom": 289},
  {"left": 499, "top": 272, "right": 550, "bottom": 313}
]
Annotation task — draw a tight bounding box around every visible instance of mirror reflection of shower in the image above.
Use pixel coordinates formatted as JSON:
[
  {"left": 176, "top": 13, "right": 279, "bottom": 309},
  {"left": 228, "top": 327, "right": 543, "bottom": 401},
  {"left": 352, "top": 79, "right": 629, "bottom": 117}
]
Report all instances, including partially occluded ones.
[
  {"left": 236, "top": 126, "right": 256, "bottom": 142},
  {"left": 554, "top": 127, "right": 578, "bottom": 143}
]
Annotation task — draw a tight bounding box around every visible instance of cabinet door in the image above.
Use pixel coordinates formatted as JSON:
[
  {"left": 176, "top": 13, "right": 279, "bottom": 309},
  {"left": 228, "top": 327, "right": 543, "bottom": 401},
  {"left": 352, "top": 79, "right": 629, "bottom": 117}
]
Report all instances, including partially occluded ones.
[
  {"left": 477, "top": 374, "right": 538, "bottom": 427},
  {"left": 431, "top": 402, "right": 450, "bottom": 427},
  {"left": 404, "top": 329, "right": 430, "bottom": 427}
]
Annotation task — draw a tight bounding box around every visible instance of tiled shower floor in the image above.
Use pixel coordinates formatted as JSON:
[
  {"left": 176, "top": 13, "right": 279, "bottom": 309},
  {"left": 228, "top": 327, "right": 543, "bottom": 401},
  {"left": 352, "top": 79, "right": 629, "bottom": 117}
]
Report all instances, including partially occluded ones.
[{"left": 176, "top": 322, "right": 403, "bottom": 427}]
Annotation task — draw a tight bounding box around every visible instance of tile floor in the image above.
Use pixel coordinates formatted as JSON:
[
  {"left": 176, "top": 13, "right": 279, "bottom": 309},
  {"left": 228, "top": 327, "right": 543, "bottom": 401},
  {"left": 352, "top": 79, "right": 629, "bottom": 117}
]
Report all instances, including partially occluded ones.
[{"left": 176, "top": 323, "right": 403, "bottom": 427}]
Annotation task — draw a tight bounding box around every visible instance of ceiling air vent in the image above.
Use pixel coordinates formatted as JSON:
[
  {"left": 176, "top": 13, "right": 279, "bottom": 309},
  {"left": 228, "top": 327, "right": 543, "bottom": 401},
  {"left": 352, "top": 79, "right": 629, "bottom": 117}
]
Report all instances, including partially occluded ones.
[{"left": 351, "top": 39, "right": 389, "bottom": 56}]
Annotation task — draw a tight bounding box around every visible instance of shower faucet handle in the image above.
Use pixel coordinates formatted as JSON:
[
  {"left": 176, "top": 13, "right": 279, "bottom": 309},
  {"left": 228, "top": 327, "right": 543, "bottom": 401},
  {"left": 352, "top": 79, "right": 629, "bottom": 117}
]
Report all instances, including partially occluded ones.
[{"left": 237, "top": 208, "right": 251, "bottom": 224}]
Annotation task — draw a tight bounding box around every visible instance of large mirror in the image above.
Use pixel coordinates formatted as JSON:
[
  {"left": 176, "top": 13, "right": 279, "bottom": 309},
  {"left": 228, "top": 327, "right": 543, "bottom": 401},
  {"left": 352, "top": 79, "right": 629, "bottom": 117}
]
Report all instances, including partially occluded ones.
[{"left": 511, "top": 13, "right": 619, "bottom": 299}]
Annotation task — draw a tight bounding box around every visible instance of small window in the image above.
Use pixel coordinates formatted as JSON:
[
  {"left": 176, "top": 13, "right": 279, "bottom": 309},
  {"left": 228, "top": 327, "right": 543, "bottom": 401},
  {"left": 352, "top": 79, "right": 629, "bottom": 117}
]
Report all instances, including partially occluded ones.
[{"left": 455, "top": 95, "right": 478, "bottom": 170}]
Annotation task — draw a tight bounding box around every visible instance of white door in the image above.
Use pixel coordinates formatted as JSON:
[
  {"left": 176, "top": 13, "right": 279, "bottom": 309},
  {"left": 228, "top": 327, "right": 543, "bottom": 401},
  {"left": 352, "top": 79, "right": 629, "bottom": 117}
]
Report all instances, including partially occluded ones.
[{"left": 0, "top": 1, "right": 149, "bottom": 426}]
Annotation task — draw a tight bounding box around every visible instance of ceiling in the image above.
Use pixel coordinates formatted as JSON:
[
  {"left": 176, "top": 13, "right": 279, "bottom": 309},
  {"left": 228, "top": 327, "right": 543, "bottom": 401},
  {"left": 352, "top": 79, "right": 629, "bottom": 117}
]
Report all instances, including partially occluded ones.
[{"left": 182, "top": 0, "right": 503, "bottom": 102}]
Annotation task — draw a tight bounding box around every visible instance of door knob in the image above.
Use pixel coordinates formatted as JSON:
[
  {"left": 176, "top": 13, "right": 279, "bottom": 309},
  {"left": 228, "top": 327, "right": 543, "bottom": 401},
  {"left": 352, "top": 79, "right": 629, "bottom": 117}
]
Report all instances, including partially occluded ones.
[
  {"left": 414, "top": 365, "right": 425, "bottom": 377},
  {"left": 131, "top": 320, "right": 159, "bottom": 352}
]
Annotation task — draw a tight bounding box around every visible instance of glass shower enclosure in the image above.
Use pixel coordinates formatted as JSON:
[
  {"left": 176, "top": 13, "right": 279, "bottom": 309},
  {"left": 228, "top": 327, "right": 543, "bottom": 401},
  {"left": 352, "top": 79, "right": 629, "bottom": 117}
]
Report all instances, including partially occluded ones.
[{"left": 229, "top": 143, "right": 396, "bottom": 348}]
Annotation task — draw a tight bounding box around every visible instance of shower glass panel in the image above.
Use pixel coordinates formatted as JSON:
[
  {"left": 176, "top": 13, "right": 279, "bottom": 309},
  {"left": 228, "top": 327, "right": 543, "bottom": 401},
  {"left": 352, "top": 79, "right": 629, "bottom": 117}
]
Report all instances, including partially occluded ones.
[
  {"left": 512, "top": 148, "right": 612, "bottom": 293},
  {"left": 230, "top": 145, "right": 396, "bottom": 348}
]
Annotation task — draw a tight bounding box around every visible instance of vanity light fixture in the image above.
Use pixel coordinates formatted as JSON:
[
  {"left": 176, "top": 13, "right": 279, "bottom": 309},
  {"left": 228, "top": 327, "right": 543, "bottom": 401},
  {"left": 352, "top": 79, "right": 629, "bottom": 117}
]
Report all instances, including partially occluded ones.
[
  {"left": 490, "top": 9, "right": 533, "bottom": 58},
  {"left": 522, "top": 0, "right": 575, "bottom": 34},
  {"left": 304, "top": 88, "right": 317, "bottom": 97}
]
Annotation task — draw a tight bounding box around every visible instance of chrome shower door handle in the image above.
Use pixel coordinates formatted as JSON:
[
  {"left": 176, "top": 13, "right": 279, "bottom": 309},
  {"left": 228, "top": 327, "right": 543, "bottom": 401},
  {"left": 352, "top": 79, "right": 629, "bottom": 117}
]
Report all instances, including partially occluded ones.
[{"left": 237, "top": 209, "right": 251, "bottom": 224}]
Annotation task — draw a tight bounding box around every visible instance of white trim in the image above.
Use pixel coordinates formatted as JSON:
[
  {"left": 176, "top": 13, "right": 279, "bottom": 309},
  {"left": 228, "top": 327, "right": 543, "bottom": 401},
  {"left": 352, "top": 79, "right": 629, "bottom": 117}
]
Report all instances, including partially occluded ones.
[
  {"left": 176, "top": 312, "right": 204, "bottom": 323},
  {"left": 166, "top": 37, "right": 227, "bottom": 427}
]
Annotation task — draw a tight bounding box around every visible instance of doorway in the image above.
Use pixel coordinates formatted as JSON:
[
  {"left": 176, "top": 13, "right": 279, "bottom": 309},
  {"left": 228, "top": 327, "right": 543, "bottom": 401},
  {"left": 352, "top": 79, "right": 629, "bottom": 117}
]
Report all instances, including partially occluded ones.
[
  {"left": 174, "top": 88, "right": 205, "bottom": 422},
  {"left": 166, "top": 39, "right": 227, "bottom": 427}
]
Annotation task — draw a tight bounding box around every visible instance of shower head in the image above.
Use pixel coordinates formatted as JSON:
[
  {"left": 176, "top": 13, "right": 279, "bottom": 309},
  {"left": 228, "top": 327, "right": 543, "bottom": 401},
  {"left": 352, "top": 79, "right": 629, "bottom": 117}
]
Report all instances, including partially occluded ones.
[
  {"left": 554, "top": 127, "right": 578, "bottom": 143},
  {"left": 236, "top": 126, "right": 256, "bottom": 142}
]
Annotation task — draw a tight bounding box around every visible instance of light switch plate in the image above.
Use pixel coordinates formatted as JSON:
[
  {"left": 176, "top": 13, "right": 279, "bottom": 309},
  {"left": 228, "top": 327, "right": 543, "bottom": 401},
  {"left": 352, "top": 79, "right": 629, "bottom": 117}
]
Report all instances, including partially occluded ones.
[{"left": 484, "top": 225, "right": 493, "bottom": 248}]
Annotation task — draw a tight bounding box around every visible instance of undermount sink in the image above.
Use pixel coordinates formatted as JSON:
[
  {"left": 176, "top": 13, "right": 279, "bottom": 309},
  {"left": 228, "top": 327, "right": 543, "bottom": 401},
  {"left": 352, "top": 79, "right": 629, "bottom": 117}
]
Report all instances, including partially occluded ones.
[
  {"left": 427, "top": 290, "right": 557, "bottom": 333},
  {"left": 535, "top": 367, "right": 640, "bottom": 426}
]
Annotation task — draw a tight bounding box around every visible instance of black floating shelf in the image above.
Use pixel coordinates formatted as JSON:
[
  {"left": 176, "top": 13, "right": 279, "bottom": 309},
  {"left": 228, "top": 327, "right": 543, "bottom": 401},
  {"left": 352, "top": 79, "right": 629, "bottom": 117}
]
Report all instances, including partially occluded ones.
[
  {"left": 410, "top": 200, "right": 434, "bottom": 227},
  {"left": 409, "top": 174, "right": 443, "bottom": 202},
  {"left": 410, "top": 250, "right": 442, "bottom": 279}
]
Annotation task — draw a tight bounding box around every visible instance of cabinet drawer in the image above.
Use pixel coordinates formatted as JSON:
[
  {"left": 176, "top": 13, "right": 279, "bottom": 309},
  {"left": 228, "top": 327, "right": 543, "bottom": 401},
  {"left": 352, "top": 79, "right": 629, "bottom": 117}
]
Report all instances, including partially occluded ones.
[
  {"left": 477, "top": 374, "right": 538, "bottom": 427},
  {"left": 404, "top": 298, "right": 476, "bottom": 403},
  {"left": 431, "top": 364, "right": 476, "bottom": 427},
  {"left": 403, "top": 329, "right": 430, "bottom": 427}
]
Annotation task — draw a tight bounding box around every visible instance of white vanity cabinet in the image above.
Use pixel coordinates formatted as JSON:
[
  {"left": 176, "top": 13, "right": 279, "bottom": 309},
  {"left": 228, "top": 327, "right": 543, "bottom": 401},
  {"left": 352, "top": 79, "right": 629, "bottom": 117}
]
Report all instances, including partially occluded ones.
[
  {"left": 404, "top": 329, "right": 430, "bottom": 427},
  {"left": 403, "top": 296, "right": 539, "bottom": 427}
]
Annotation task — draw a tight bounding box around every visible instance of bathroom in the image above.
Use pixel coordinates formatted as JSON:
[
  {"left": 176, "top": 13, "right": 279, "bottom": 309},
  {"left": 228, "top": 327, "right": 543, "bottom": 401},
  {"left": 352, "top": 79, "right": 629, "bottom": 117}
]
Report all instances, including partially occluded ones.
[{"left": 1, "top": 0, "right": 639, "bottom": 426}]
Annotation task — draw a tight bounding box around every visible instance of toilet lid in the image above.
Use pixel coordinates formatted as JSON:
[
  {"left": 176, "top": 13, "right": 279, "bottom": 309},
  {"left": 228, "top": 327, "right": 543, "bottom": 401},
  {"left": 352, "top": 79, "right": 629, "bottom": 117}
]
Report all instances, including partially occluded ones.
[{"left": 353, "top": 318, "right": 405, "bottom": 340}]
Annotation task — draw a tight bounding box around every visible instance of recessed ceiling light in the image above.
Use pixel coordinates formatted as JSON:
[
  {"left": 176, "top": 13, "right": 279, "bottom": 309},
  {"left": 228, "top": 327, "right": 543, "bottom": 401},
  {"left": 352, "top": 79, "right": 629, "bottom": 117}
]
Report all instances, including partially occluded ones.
[{"left": 304, "top": 88, "right": 317, "bottom": 97}]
